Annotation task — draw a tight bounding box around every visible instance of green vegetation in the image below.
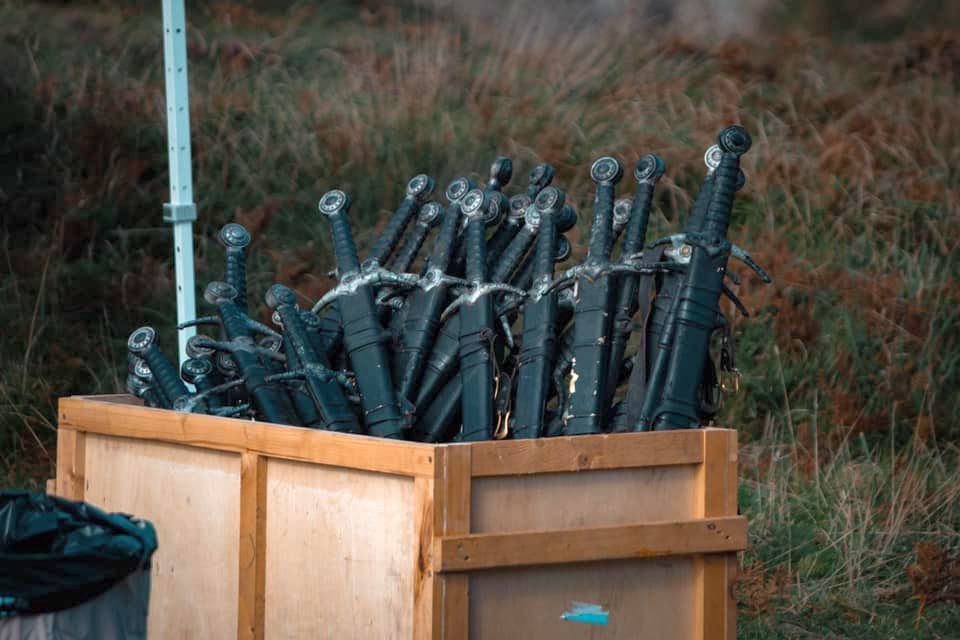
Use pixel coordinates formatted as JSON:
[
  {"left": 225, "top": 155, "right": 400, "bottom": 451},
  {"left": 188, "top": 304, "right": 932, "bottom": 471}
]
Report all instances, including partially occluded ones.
[{"left": 1, "top": 1, "right": 957, "bottom": 634}]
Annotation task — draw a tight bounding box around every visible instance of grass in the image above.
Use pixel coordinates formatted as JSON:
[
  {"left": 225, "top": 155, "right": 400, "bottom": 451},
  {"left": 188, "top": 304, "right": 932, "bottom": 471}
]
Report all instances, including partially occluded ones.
[{"left": 1, "top": 0, "right": 958, "bottom": 634}]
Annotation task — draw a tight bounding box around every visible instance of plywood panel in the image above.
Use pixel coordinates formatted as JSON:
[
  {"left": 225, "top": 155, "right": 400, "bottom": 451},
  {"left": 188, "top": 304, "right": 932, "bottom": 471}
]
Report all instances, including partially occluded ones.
[
  {"left": 84, "top": 434, "right": 242, "bottom": 640},
  {"left": 472, "top": 465, "right": 699, "bottom": 533},
  {"left": 264, "top": 460, "right": 415, "bottom": 639},
  {"left": 470, "top": 558, "right": 697, "bottom": 639}
]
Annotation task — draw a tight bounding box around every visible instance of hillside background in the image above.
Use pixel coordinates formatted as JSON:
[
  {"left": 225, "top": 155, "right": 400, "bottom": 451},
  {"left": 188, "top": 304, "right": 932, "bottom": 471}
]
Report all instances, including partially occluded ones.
[{"left": 1, "top": 0, "right": 959, "bottom": 636}]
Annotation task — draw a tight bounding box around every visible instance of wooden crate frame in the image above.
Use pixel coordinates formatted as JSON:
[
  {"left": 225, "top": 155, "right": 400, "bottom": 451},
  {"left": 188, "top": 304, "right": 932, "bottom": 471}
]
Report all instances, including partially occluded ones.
[{"left": 55, "top": 395, "right": 745, "bottom": 639}]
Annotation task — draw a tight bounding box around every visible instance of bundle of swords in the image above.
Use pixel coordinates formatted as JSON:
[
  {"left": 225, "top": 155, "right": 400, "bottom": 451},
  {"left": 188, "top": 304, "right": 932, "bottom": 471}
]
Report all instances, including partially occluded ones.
[{"left": 125, "top": 125, "right": 771, "bottom": 441}]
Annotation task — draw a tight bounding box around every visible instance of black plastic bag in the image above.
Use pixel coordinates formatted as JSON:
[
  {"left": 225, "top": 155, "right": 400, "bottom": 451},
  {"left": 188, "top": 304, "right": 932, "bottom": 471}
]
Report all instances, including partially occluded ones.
[{"left": 0, "top": 490, "right": 157, "bottom": 617}]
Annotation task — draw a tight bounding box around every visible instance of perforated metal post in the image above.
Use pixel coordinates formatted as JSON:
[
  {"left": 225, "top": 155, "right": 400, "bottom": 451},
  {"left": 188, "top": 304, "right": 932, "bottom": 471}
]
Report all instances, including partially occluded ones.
[{"left": 161, "top": 0, "right": 197, "bottom": 367}]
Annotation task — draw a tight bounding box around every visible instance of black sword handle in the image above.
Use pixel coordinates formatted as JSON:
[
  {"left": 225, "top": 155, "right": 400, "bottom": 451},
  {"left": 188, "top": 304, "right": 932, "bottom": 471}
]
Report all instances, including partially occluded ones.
[
  {"left": 683, "top": 145, "right": 721, "bottom": 234},
  {"left": 387, "top": 201, "right": 443, "bottom": 273},
  {"left": 587, "top": 156, "right": 623, "bottom": 261},
  {"left": 319, "top": 190, "right": 362, "bottom": 275},
  {"left": 365, "top": 174, "right": 435, "bottom": 269},
  {"left": 485, "top": 194, "right": 529, "bottom": 270},
  {"left": 424, "top": 177, "right": 473, "bottom": 272},
  {"left": 127, "top": 326, "right": 190, "bottom": 403},
  {"left": 219, "top": 223, "right": 251, "bottom": 312},
  {"left": 703, "top": 126, "right": 752, "bottom": 238}
]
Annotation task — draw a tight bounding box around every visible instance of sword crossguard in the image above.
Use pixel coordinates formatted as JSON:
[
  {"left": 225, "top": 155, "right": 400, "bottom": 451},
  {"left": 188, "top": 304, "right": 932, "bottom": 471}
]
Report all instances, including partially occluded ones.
[
  {"left": 171, "top": 376, "right": 247, "bottom": 414},
  {"left": 647, "top": 234, "right": 770, "bottom": 282},
  {"left": 186, "top": 334, "right": 218, "bottom": 359},
  {"left": 310, "top": 267, "right": 420, "bottom": 312},
  {"left": 440, "top": 282, "right": 528, "bottom": 322},
  {"left": 264, "top": 363, "right": 355, "bottom": 391},
  {"left": 721, "top": 282, "right": 750, "bottom": 317},
  {"left": 189, "top": 335, "right": 288, "bottom": 363}
]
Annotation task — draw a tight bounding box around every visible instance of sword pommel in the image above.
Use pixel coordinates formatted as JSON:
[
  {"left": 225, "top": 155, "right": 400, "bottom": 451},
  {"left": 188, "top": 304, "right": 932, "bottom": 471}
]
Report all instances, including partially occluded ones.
[
  {"left": 445, "top": 177, "right": 473, "bottom": 203},
  {"left": 218, "top": 223, "right": 251, "bottom": 249},
  {"left": 418, "top": 201, "right": 443, "bottom": 225},
  {"left": 634, "top": 154, "right": 666, "bottom": 184},
  {"left": 127, "top": 326, "right": 158, "bottom": 353},
  {"left": 590, "top": 156, "right": 623, "bottom": 185},
  {"left": 181, "top": 357, "right": 214, "bottom": 383},
  {"left": 204, "top": 281, "right": 238, "bottom": 305},
  {"left": 527, "top": 162, "right": 556, "bottom": 197},
  {"left": 718, "top": 125, "right": 752, "bottom": 155},
  {"left": 557, "top": 205, "right": 578, "bottom": 232},
  {"left": 534, "top": 185, "right": 565, "bottom": 214},
  {"left": 461, "top": 188, "right": 496, "bottom": 225},
  {"left": 487, "top": 156, "right": 513, "bottom": 191},
  {"left": 319, "top": 189, "right": 350, "bottom": 216},
  {"left": 406, "top": 174, "right": 436, "bottom": 202},
  {"left": 265, "top": 284, "right": 298, "bottom": 310}
]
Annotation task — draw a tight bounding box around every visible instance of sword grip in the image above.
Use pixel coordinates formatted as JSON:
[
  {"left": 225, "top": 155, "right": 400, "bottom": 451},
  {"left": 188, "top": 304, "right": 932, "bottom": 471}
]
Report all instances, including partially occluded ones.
[
  {"left": 367, "top": 197, "right": 418, "bottom": 267},
  {"left": 490, "top": 224, "right": 536, "bottom": 283},
  {"left": 703, "top": 126, "right": 751, "bottom": 238},
  {"left": 589, "top": 183, "right": 615, "bottom": 260},
  {"left": 224, "top": 249, "right": 248, "bottom": 311},
  {"left": 388, "top": 220, "right": 430, "bottom": 272},
  {"left": 533, "top": 215, "right": 558, "bottom": 280},
  {"left": 465, "top": 219, "right": 487, "bottom": 282},
  {"left": 328, "top": 212, "right": 362, "bottom": 274},
  {"left": 622, "top": 155, "right": 664, "bottom": 255},
  {"left": 143, "top": 344, "right": 190, "bottom": 403},
  {"left": 426, "top": 203, "right": 462, "bottom": 272}
]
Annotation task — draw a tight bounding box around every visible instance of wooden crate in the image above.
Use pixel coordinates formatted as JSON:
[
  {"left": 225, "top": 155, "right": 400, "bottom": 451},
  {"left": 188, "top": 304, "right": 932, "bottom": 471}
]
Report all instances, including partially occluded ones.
[{"left": 55, "top": 395, "right": 745, "bottom": 640}]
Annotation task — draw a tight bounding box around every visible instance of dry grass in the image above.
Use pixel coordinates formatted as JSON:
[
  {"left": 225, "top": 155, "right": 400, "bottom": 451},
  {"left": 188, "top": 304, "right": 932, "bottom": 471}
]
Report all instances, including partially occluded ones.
[{"left": 1, "top": 0, "right": 958, "bottom": 634}]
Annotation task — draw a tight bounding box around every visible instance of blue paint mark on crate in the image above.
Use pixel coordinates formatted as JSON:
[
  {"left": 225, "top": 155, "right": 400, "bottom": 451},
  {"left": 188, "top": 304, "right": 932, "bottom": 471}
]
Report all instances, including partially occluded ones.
[{"left": 561, "top": 601, "right": 610, "bottom": 626}]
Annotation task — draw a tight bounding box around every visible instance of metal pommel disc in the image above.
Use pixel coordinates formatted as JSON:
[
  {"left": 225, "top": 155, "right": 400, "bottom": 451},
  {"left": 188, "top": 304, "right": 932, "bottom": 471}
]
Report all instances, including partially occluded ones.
[
  {"left": 181, "top": 357, "right": 214, "bottom": 382},
  {"left": 299, "top": 310, "right": 321, "bottom": 328},
  {"left": 418, "top": 201, "right": 444, "bottom": 226},
  {"left": 133, "top": 358, "right": 153, "bottom": 380},
  {"left": 260, "top": 335, "right": 283, "bottom": 352},
  {"left": 127, "top": 326, "right": 158, "bottom": 353},
  {"left": 718, "top": 125, "right": 752, "bottom": 155},
  {"left": 216, "top": 351, "right": 238, "bottom": 375},
  {"left": 204, "top": 281, "right": 238, "bottom": 305},
  {"left": 528, "top": 163, "right": 555, "bottom": 190},
  {"left": 704, "top": 145, "right": 722, "bottom": 171},
  {"left": 461, "top": 188, "right": 495, "bottom": 224},
  {"left": 218, "top": 223, "right": 251, "bottom": 249},
  {"left": 489, "top": 157, "right": 513, "bottom": 187},
  {"left": 634, "top": 154, "right": 666, "bottom": 183},
  {"left": 534, "top": 186, "right": 565, "bottom": 214},
  {"left": 524, "top": 206, "right": 541, "bottom": 229},
  {"left": 589, "top": 156, "right": 623, "bottom": 184},
  {"left": 445, "top": 177, "right": 471, "bottom": 203},
  {"left": 406, "top": 174, "right": 435, "bottom": 201},
  {"left": 186, "top": 334, "right": 216, "bottom": 358},
  {"left": 509, "top": 194, "right": 531, "bottom": 220},
  {"left": 318, "top": 190, "right": 350, "bottom": 216},
  {"left": 265, "top": 284, "right": 297, "bottom": 310},
  {"left": 555, "top": 236, "right": 572, "bottom": 262},
  {"left": 557, "top": 205, "right": 578, "bottom": 233},
  {"left": 613, "top": 198, "right": 632, "bottom": 228}
]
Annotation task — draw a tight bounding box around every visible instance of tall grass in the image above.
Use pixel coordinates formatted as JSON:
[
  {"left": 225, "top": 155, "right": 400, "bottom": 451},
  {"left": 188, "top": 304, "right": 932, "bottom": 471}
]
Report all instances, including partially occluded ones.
[{"left": 1, "top": 0, "right": 958, "bottom": 633}]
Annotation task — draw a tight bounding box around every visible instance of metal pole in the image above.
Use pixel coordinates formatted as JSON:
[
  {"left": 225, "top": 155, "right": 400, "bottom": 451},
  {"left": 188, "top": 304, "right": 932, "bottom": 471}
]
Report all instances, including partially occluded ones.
[{"left": 161, "top": 0, "right": 197, "bottom": 367}]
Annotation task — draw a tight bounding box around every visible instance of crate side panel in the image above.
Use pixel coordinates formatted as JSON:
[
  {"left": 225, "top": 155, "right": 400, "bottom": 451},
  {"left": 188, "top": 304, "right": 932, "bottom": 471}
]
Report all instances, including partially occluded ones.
[
  {"left": 84, "top": 434, "right": 241, "bottom": 640},
  {"left": 472, "top": 465, "right": 699, "bottom": 533},
  {"left": 264, "top": 459, "right": 415, "bottom": 639},
  {"left": 470, "top": 558, "right": 696, "bottom": 639}
]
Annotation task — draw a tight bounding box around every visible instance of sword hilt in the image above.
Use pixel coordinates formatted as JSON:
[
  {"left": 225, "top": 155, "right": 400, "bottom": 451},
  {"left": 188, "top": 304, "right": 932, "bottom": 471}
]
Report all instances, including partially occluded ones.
[
  {"left": 489, "top": 200, "right": 539, "bottom": 283},
  {"left": 461, "top": 188, "right": 497, "bottom": 282},
  {"left": 703, "top": 126, "right": 751, "bottom": 238},
  {"left": 365, "top": 174, "right": 435, "bottom": 269},
  {"left": 218, "top": 223, "right": 251, "bottom": 312},
  {"left": 127, "top": 326, "right": 190, "bottom": 403},
  {"left": 319, "top": 189, "right": 362, "bottom": 275},
  {"left": 423, "top": 177, "right": 473, "bottom": 273},
  {"left": 487, "top": 156, "right": 513, "bottom": 192},
  {"left": 621, "top": 154, "right": 665, "bottom": 256},
  {"left": 531, "top": 186, "right": 566, "bottom": 285},
  {"left": 526, "top": 162, "right": 556, "bottom": 198},
  {"left": 388, "top": 201, "right": 443, "bottom": 272},
  {"left": 588, "top": 156, "right": 623, "bottom": 261}
]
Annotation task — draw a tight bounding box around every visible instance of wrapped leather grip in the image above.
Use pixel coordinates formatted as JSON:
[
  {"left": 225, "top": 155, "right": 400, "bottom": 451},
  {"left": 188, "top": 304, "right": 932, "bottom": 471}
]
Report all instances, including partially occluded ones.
[
  {"left": 368, "top": 198, "right": 418, "bottom": 266},
  {"left": 329, "top": 213, "right": 362, "bottom": 274},
  {"left": 588, "top": 183, "right": 615, "bottom": 260}
]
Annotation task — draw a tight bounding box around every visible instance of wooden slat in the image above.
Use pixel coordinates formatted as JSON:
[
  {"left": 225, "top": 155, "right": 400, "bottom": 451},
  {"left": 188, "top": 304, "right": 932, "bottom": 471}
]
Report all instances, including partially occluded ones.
[
  {"left": 59, "top": 396, "right": 435, "bottom": 477},
  {"left": 435, "top": 516, "right": 747, "bottom": 572},
  {"left": 469, "top": 430, "right": 703, "bottom": 477},
  {"left": 238, "top": 453, "right": 267, "bottom": 640},
  {"left": 412, "top": 476, "right": 436, "bottom": 640},
  {"left": 55, "top": 427, "right": 85, "bottom": 500},
  {"left": 435, "top": 444, "right": 471, "bottom": 638},
  {"left": 698, "top": 429, "right": 740, "bottom": 640}
]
